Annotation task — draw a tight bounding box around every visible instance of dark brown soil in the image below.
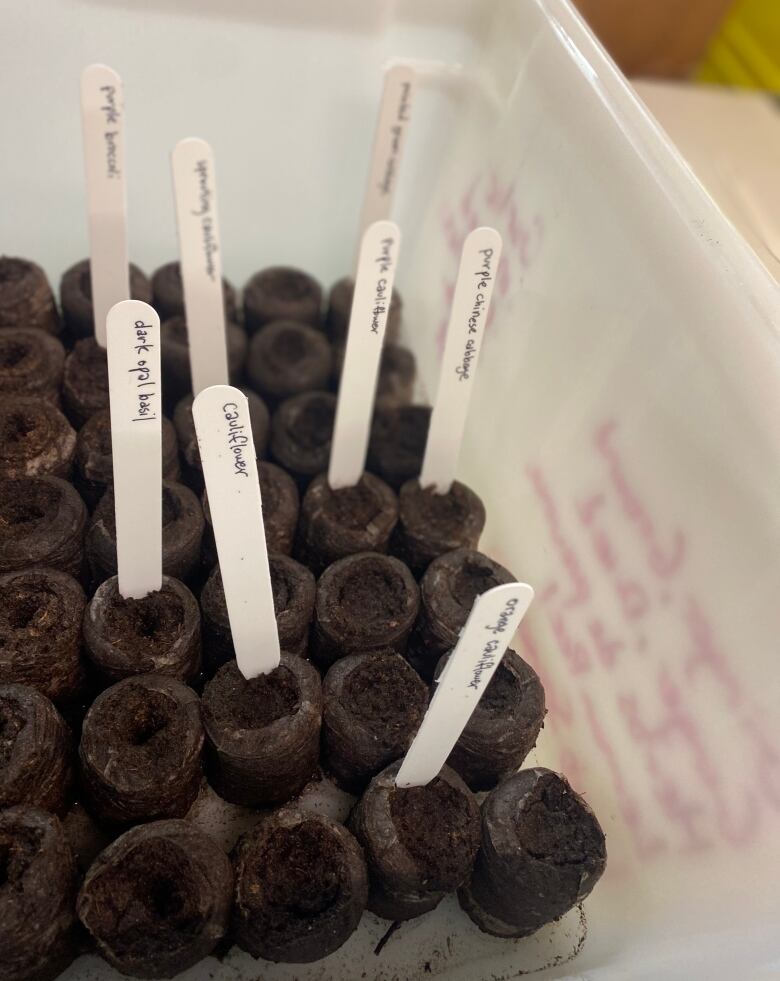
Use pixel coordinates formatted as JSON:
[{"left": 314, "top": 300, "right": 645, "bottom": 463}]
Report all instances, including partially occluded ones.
[
  {"left": 449, "top": 558, "right": 507, "bottom": 611},
  {"left": 289, "top": 395, "right": 335, "bottom": 449},
  {"left": 336, "top": 564, "right": 409, "bottom": 623},
  {"left": 390, "top": 778, "right": 480, "bottom": 890},
  {"left": 92, "top": 684, "right": 192, "bottom": 769},
  {"left": 517, "top": 772, "right": 605, "bottom": 866},
  {"left": 102, "top": 589, "right": 185, "bottom": 654},
  {"left": 0, "top": 478, "right": 58, "bottom": 536},
  {"left": 343, "top": 657, "right": 424, "bottom": 733},
  {"left": 251, "top": 821, "right": 342, "bottom": 916},
  {"left": 205, "top": 665, "right": 299, "bottom": 730},
  {"left": 0, "top": 697, "right": 24, "bottom": 768},
  {"left": 477, "top": 661, "right": 518, "bottom": 716},
  {"left": 327, "top": 482, "right": 385, "bottom": 530}
]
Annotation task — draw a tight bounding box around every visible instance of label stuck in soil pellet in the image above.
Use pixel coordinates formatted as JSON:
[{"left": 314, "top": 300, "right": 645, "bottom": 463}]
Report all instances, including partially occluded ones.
[
  {"left": 80, "top": 64, "right": 130, "bottom": 347},
  {"left": 171, "top": 138, "right": 230, "bottom": 394},
  {"left": 106, "top": 300, "right": 162, "bottom": 599},
  {"left": 395, "top": 581, "right": 533, "bottom": 788},
  {"left": 193, "top": 384, "right": 280, "bottom": 678}
]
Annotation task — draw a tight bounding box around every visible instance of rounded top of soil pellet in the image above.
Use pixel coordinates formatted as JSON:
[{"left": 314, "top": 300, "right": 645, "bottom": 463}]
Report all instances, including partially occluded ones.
[
  {"left": 174, "top": 389, "right": 269, "bottom": 470},
  {"left": 62, "top": 337, "right": 110, "bottom": 426},
  {"left": 399, "top": 478, "right": 486, "bottom": 548},
  {"left": 436, "top": 647, "right": 545, "bottom": 724},
  {"left": 77, "top": 408, "right": 179, "bottom": 486},
  {"left": 77, "top": 818, "right": 233, "bottom": 979},
  {"left": 486, "top": 769, "right": 607, "bottom": 882},
  {"left": 243, "top": 266, "right": 323, "bottom": 332},
  {"left": 0, "top": 476, "right": 87, "bottom": 574},
  {"left": 59, "top": 259, "right": 151, "bottom": 339},
  {"left": 0, "top": 328, "right": 65, "bottom": 396},
  {"left": 270, "top": 390, "right": 336, "bottom": 480},
  {"left": 91, "top": 478, "right": 203, "bottom": 540},
  {"left": 422, "top": 547, "right": 516, "bottom": 642},
  {"left": 355, "top": 760, "right": 480, "bottom": 893},
  {"left": 367, "top": 404, "right": 431, "bottom": 490},
  {"left": 232, "top": 807, "right": 368, "bottom": 962},
  {"left": 202, "top": 655, "right": 322, "bottom": 753},
  {"left": 324, "top": 651, "right": 428, "bottom": 751},
  {"left": 0, "top": 397, "right": 76, "bottom": 479},
  {"left": 0, "top": 257, "right": 60, "bottom": 334},
  {"left": 80, "top": 675, "right": 203, "bottom": 798},
  {"left": 247, "top": 319, "right": 332, "bottom": 401},
  {"left": 152, "top": 261, "right": 237, "bottom": 321},
  {"left": 83, "top": 575, "right": 201, "bottom": 683},
  {"left": 0, "top": 568, "right": 86, "bottom": 693},
  {"left": 315, "top": 552, "right": 420, "bottom": 649},
  {"left": 201, "top": 554, "right": 314, "bottom": 651}
]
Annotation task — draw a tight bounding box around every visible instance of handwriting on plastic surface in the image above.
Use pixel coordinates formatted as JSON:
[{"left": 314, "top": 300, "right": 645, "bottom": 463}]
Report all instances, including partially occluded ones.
[
  {"left": 518, "top": 420, "right": 779, "bottom": 861},
  {"left": 376, "top": 75, "right": 412, "bottom": 200},
  {"left": 99, "top": 85, "right": 121, "bottom": 179},
  {"left": 191, "top": 159, "right": 218, "bottom": 280},
  {"left": 222, "top": 402, "right": 250, "bottom": 478},
  {"left": 129, "top": 320, "right": 157, "bottom": 422}
]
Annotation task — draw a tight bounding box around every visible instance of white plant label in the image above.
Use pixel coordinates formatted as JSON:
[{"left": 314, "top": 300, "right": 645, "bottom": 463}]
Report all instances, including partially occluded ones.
[
  {"left": 419, "top": 227, "right": 503, "bottom": 493},
  {"left": 329, "top": 220, "right": 401, "bottom": 490},
  {"left": 106, "top": 300, "right": 162, "bottom": 599},
  {"left": 356, "top": 63, "right": 415, "bottom": 255},
  {"left": 81, "top": 64, "right": 130, "bottom": 348},
  {"left": 395, "top": 582, "right": 534, "bottom": 788},
  {"left": 193, "top": 385, "right": 280, "bottom": 679},
  {"left": 171, "top": 138, "right": 230, "bottom": 394}
]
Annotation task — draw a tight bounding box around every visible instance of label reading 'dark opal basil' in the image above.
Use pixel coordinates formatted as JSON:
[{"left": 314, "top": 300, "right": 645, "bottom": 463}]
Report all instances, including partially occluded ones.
[
  {"left": 171, "top": 138, "right": 229, "bottom": 395},
  {"left": 395, "top": 582, "right": 534, "bottom": 788},
  {"left": 193, "top": 385, "right": 280, "bottom": 679},
  {"left": 81, "top": 64, "right": 130, "bottom": 348},
  {"left": 106, "top": 300, "right": 162, "bottom": 600}
]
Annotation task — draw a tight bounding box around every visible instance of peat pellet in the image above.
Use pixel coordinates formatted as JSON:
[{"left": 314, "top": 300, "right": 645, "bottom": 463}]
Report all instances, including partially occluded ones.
[
  {"left": 232, "top": 809, "right": 368, "bottom": 963},
  {"left": 392, "top": 478, "right": 486, "bottom": 576},
  {"left": 61, "top": 337, "right": 109, "bottom": 428},
  {"left": 367, "top": 404, "right": 431, "bottom": 490},
  {"left": 86, "top": 480, "right": 204, "bottom": 587},
  {"left": 77, "top": 819, "right": 233, "bottom": 978},
  {"left": 0, "top": 476, "right": 87, "bottom": 578},
  {"left": 331, "top": 340, "right": 415, "bottom": 409},
  {"left": 0, "top": 806, "right": 79, "bottom": 981},
  {"left": 0, "top": 328, "right": 65, "bottom": 405},
  {"left": 201, "top": 459, "right": 299, "bottom": 568},
  {"left": 408, "top": 548, "right": 516, "bottom": 680},
  {"left": 0, "top": 684, "right": 74, "bottom": 815},
  {"left": 247, "top": 319, "right": 332, "bottom": 406},
  {"left": 200, "top": 555, "right": 314, "bottom": 672},
  {"left": 0, "top": 397, "right": 76, "bottom": 479},
  {"left": 75, "top": 409, "right": 180, "bottom": 509},
  {"left": 0, "top": 256, "right": 60, "bottom": 335},
  {"left": 173, "top": 388, "right": 269, "bottom": 485},
  {"left": 326, "top": 276, "right": 402, "bottom": 345},
  {"left": 433, "top": 649, "right": 546, "bottom": 791},
  {"left": 59, "top": 259, "right": 151, "bottom": 340},
  {"left": 0, "top": 568, "right": 86, "bottom": 704},
  {"left": 312, "top": 552, "right": 420, "bottom": 669},
  {"left": 296, "top": 472, "right": 399, "bottom": 575},
  {"left": 79, "top": 674, "right": 204, "bottom": 825},
  {"left": 202, "top": 655, "right": 322, "bottom": 807},
  {"left": 83, "top": 575, "right": 201, "bottom": 685},
  {"left": 151, "top": 260, "right": 238, "bottom": 322},
  {"left": 349, "top": 760, "right": 481, "bottom": 921},
  {"left": 269, "top": 390, "right": 336, "bottom": 487},
  {"left": 160, "top": 315, "right": 247, "bottom": 407},
  {"left": 243, "top": 266, "right": 323, "bottom": 334},
  {"left": 323, "top": 652, "right": 428, "bottom": 792},
  {"left": 458, "top": 768, "right": 607, "bottom": 938}
]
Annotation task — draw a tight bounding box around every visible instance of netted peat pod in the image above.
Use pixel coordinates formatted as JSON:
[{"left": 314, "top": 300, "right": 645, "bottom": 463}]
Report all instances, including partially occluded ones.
[
  {"left": 200, "top": 555, "right": 314, "bottom": 672},
  {"left": 0, "top": 476, "right": 87, "bottom": 579},
  {"left": 78, "top": 674, "right": 203, "bottom": 825},
  {"left": 269, "top": 390, "right": 336, "bottom": 487},
  {"left": 0, "top": 568, "right": 86, "bottom": 704},
  {"left": 61, "top": 338, "right": 109, "bottom": 428},
  {"left": 0, "top": 256, "right": 60, "bottom": 335},
  {"left": 202, "top": 655, "right": 322, "bottom": 808},
  {"left": 0, "top": 397, "right": 76, "bottom": 479},
  {"left": 83, "top": 575, "right": 201, "bottom": 685},
  {"left": 77, "top": 819, "right": 233, "bottom": 979},
  {"left": 433, "top": 648, "right": 546, "bottom": 792},
  {"left": 232, "top": 808, "right": 368, "bottom": 963},
  {"left": 349, "top": 760, "right": 481, "bottom": 921},
  {"left": 0, "top": 684, "right": 74, "bottom": 815},
  {"left": 247, "top": 319, "right": 332, "bottom": 407},
  {"left": 322, "top": 651, "right": 428, "bottom": 792},
  {"left": 160, "top": 315, "right": 247, "bottom": 407},
  {"left": 59, "top": 259, "right": 151, "bottom": 340},
  {"left": 367, "top": 404, "right": 431, "bottom": 491},
  {"left": 0, "top": 806, "right": 79, "bottom": 981},
  {"left": 459, "top": 768, "right": 607, "bottom": 938},
  {"left": 243, "top": 265, "right": 323, "bottom": 334},
  {"left": 0, "top": 327, "right": 65, "bottom": 405},
  {"left": 152, "top": 260, "right": 238, "bottom": 321}
]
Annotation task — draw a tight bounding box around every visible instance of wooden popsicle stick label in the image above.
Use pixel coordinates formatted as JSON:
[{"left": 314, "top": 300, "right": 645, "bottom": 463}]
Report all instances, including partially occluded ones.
[
  {"left": 356, "top": 63, "right": 415, "bottom": 255},
  {"left": 193, "top": 385, "right": 280, "bottom": 678},
  {"left": 395, "top": 582, "right": 534, "bottom": 788},
  {"left": 106, "top": 300, "right": 162, "bottom": 599},
  {"left": 81, "top": 65, "right": 130, "bottom": 347},
  {"left": 171, "top": 138, "right": 230, "bottom": 394},
  {"left": 419, "top": 227, "right": 503, "bottom": 493},
  {"left": 329, "top": 220, "right": 401, "bottom": 490}
]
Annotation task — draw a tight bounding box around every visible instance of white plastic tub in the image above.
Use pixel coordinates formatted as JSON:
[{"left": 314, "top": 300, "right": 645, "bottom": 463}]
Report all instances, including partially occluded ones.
[{"left": 3, "top": 1, "right": 780, "bottom": 979}]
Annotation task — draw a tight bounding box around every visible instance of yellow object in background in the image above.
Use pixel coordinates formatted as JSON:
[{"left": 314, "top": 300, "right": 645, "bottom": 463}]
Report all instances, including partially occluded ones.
[{"left": 698, "top": 0, "right": 780, "bottom": 90}]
